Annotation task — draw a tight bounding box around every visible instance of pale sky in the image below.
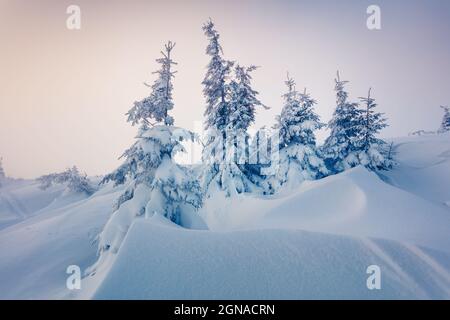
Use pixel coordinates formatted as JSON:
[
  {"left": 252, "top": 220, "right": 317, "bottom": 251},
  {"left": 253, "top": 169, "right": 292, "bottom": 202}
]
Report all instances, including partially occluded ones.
[{"left": 1, "top": 0, "right": 449, "bottom": 178}]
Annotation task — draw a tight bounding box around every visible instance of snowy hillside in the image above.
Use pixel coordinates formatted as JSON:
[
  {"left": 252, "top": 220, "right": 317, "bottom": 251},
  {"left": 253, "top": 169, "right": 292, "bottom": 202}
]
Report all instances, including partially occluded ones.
[
  {"left": 0, "top": 133, "right": 449, "bottom": 299},
  {"left": 0, "top": 182, "right": 124, "bottom": 299},
  {"left": 0, "top": 179, "right": 67, "bottom": 230}
]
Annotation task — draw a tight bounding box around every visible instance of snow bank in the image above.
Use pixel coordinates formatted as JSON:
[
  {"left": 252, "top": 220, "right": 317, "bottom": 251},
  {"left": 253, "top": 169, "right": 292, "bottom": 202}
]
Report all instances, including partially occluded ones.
[
  {"left": 251, "top": 166, "right": 450, "bottom": 253},
  {"left": 0, "top": 179, "right": 66, "bottom": 230},
  {"left": 0, "top": 183, "right": 122, "bottom": 299},
  {"left": 92, "top": 219, "right": 450, "bottom": 299},
  {"left": 91, "top": 133, "right": 450, "bottom": 299},
  {"left": 382, "top": 132, "right": 450, "bottom": 206}
]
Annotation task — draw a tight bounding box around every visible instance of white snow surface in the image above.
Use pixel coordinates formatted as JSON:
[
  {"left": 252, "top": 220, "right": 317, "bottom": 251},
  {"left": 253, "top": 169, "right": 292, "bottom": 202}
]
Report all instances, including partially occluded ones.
[
  {"left": 0, "top": 132, "right": 449, "bottom": 299},
  {"left": 93, "top": 219, "right": 450, "bottom": 299}
]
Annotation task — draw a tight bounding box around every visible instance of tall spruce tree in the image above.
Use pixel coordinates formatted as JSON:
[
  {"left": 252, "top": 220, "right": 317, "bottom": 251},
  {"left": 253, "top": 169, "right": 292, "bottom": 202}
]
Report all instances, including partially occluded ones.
[
  {"left": 127, "top": 42, "right": 177, "bottom": 126},
  {"left": 227, "top": 65, "right": 265, "bottom": 131},
  {"left": 200, "top": 21, "right": 265, "bottom": 196},
  {"left": 264, "top": 75, "right": 327, "bottom": 193},
  {"left": 202, "top": 19, "right": 234, "bottom": 133},
  {"left": 94, "top": 43, "right": 205, "bottom": 274},
  {"left": 322, "top": 71, "right": 361, "bottom": 173},
  {"left": 200, "top": 19, "right": 232, "bottom": 193},
  {"left": 101, "top": 41, "right": 202, "bottom": 236},
  {"left": 354, "top": 88, "right": 393, "bottom": 170}
]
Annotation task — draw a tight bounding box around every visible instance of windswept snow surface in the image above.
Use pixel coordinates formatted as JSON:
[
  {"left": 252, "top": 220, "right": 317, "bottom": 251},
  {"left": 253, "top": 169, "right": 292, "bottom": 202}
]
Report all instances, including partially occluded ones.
[
  {"left": 0, "top": 179, "right": 66, "bottom": 230},
  {"left": 92, "top": 219, "right": 450, "bottom": 299},
  {"left": 0, "top": 133, "right": 449, "bottom": 299},
  {"left": 246, "top": 167, "right": 450, "bottom": 252},
  {"left": 382, "top": 132, "right": 450, "bottom": 206},
  {"left": 0, "top": 182, "right": 123, "bottom": 299}
]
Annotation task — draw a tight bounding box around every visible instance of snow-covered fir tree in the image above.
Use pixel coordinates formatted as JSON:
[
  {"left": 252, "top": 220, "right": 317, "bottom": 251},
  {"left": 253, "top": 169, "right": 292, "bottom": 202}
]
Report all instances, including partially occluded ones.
[
  {"left": 201, "top": 19, "right": 234, "bottom": 133},
  {"left": 37, "top": 166, "right": 96, "bottom": 195},
  {"left": 0, "top": 157, "right": 5, "bottom": 187},
  {"left": 200, "top": 19, "right": 235, "bottom": 195},
  {"left": 102, "top": 41, "right": 178, "bottom": 188},
  {"left": 226, "top": 65, "right": 268, "bottom": 187},
  {"left": 263, "top": 75, "right": 328, "bottom": 193},
  {"left": 322, "top": 72, "right": 362, "bottom": 173},
  {"left": 354, "top": 88, "right": 394, "bottom": 170},
  {"left": 102, "top": 125, "right": 203, "bottom": 221},
  {"left": 0, "top": 157, "right": 5, "bottom": 179},
  {"left": 127, "top": 42, "right": 177, "bottom": 126},
  {"left": 228, "top": 65, "right": 265, "bottom": 131},
  {"left": 438, "top": 105, "right": 450, "bottom": 133},
  {"left": 200, "top": 21, "right": 265, "bottom": 196},
  {"left": 100, "top": 41, "right": 203, "bottom": 239}
]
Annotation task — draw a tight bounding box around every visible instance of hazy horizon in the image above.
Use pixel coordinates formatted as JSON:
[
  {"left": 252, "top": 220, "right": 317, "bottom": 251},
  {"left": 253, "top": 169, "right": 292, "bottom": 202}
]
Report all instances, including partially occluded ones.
[{"left": 1, "top": 0, "right": 450, "bottom": 179}]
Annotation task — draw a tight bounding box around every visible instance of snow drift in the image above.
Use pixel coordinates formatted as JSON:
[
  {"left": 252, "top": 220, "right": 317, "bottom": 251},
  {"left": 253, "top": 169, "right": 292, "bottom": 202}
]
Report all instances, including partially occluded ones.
[
  {"left": 0, "top": 133, "right": 449, "bottom": 299},
  {"left": 92, "top": 218, "right": 450, "bottom": 299}
]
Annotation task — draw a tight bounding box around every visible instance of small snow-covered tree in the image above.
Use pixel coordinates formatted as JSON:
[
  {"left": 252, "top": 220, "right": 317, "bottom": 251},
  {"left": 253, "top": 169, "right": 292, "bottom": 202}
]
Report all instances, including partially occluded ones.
[
  {"left": 354, "top": 88, "right": 393, "bottom": 170},
  {"left": 37, "top": 166, "right": 96, "bottom": 195},
  {"left": 438, "top": 105, "right": 450, "bottom": 133},
  {"left": 264, "top": 75, "right": 328, "bottom": 193},
  {"left": 0, "top": 157, "right": 5, "bottom": 180},
  {"left": 386, "top": 141, "right": 396, "bottom": 164},
  {"left": 0, "top": 157, "right": 5, "bottom": 187},
  {"left": 322, "top": 71, "right": 361, "bottom": 173}
]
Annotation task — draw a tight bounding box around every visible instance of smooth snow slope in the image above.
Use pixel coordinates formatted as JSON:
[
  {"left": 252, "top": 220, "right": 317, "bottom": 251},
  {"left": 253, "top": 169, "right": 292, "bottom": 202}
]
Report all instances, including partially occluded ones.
[
  {"left": 0, "top": 179, "right": 66, "bottom": 230},
  {"left": 93, "top": 218, "right": 450, "bottom": 299},
  {"left": 249, "top": 167, "right": 450, "bottom": 252},
  {"left": 382, "top": 132, "right": 450, "bottom": 206},
  {"left": 0, "top": 183, "right": 122, "bottom": 299}
]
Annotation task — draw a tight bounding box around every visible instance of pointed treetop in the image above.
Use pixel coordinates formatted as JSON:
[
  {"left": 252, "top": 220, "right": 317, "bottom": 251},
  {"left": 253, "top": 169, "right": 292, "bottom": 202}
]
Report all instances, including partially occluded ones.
[
  {"left": 359, "top": 87, "right": 375, "bottom": 102},
  {"left": 165, "top": 40, "right": 176, "bottom": 53},
  {"left": 334, "top": 71, "right": 351, "bottom": 106},
  {"left": 335, "top": 70, "right": 349, "bottom": 86},
  {"left": 127, "top": 41, "right": 177, "bottom": 127},
  {"left": 202, "top": 18, "right": 223, "bottom": 56},
  {"left": 285, "top": 72, "right": 296, "bottom": 92}
]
